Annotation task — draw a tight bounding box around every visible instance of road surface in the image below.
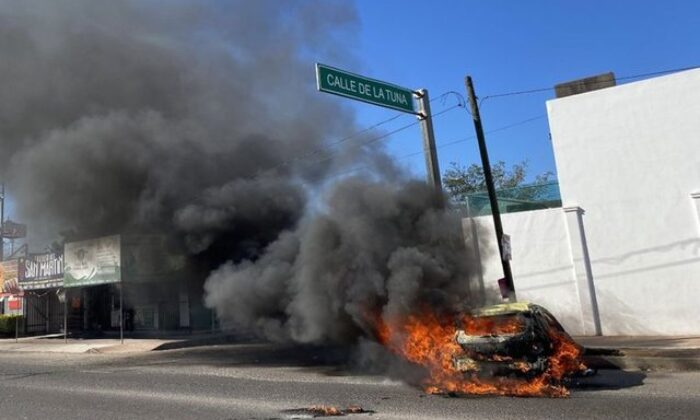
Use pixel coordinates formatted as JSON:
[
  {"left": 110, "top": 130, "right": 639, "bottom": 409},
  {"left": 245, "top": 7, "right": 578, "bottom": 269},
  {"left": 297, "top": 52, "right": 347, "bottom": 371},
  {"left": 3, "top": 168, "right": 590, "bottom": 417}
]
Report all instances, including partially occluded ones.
[{"left": 0, "top": 343, "right": 698, "bottom": 419}]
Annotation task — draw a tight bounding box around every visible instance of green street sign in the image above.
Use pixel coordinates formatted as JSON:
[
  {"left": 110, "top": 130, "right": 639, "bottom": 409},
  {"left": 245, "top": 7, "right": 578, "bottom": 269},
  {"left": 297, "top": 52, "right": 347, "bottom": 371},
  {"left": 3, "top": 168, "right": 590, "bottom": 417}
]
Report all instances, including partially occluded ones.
[{"left": 316, "top": 63, "right": 416, "bottom": 114}]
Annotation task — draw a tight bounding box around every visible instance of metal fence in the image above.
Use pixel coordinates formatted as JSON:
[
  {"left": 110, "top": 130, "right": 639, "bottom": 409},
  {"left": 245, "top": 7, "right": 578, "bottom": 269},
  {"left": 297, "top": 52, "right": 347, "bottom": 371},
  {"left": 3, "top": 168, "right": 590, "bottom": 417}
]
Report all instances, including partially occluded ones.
[{"left": 459, "top": 181, "right": 562, "bottom": 217}]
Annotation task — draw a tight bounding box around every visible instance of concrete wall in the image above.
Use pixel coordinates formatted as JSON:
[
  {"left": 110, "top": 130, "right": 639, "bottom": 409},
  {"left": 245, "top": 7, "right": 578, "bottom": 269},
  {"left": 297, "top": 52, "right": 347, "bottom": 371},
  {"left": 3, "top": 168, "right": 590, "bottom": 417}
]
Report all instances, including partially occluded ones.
[
  {"left": 546, "top": 68, "right": 700, "bottom": 335},
  {"left": 467, "top": 208, "right": 587, "bottom": 335}
]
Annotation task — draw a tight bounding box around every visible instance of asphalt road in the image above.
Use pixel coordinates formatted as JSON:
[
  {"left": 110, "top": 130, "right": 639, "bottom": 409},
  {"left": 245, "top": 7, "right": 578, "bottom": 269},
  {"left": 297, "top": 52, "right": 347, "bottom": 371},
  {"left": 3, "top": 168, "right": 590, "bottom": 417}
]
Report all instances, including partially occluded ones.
[{"left": 0, "top": 343, "right": 698, "bottom": 420}]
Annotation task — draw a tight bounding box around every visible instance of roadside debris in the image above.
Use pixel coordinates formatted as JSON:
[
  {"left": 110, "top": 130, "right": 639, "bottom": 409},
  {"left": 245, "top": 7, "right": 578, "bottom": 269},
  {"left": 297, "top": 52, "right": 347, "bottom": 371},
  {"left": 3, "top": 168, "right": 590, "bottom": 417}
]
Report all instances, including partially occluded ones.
[{"left": 282, "top": 405, "right": 374, "bottom": 418}]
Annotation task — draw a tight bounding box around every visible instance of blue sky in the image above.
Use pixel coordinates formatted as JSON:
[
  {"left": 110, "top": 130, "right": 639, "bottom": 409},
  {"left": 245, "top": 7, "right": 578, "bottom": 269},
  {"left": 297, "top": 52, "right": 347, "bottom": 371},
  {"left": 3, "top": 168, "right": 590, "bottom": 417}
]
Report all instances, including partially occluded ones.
[
  {"left": 332, "top": 0, "right": 700, "bottom": 182},
  {"left": 3, "top": 1, "right": 699, "bottom": 222}
]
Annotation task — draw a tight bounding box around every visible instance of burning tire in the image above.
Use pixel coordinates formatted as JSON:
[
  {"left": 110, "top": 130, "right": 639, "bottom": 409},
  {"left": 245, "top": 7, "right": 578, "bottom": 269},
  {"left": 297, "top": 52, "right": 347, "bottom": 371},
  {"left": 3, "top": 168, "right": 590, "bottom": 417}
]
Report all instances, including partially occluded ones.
[{"left": 451, "top": 303, "right": 588, "bottom": 394}]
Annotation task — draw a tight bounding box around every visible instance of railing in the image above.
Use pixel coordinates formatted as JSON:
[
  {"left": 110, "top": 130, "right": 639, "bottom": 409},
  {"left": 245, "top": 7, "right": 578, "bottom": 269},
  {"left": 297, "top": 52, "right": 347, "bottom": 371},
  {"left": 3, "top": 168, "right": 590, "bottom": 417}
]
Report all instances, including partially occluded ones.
[{"left": 459, "top": 181, "right": 562, "bottom": 217}]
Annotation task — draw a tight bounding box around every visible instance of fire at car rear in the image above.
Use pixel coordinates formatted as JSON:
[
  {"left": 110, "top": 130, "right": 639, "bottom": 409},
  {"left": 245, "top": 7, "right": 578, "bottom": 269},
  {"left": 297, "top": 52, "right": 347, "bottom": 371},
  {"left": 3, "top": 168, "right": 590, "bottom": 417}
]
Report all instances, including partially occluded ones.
[
  {"left": 452, "top": 303, "right": 588, "bottom": 394},
  {"left": 376, "top": 302, "right": 588, "bottom": 397}
]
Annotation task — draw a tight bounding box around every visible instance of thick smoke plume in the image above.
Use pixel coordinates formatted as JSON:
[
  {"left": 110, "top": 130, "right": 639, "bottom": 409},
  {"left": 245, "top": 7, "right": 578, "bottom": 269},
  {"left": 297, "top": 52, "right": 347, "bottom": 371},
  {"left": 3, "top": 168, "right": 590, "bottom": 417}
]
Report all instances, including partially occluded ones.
[
  {"left": 205, "top": 178, "right": 480, "bottom": 344},
  {"left": 0, "top": 0, "right": 365, "bottom": 250},
  {"left": 1, "top": 1, "right": 482, "bottom": 346}
]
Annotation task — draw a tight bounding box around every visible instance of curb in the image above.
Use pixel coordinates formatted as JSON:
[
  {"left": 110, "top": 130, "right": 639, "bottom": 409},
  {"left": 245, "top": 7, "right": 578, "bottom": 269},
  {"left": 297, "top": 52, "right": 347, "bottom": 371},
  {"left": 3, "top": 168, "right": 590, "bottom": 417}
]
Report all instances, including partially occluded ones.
[
  {"left": 151, "top": 333, "right": 256, "bottom": 351},
  {"left": 583, "top": 347, "right": 700, "bottom": 371}
]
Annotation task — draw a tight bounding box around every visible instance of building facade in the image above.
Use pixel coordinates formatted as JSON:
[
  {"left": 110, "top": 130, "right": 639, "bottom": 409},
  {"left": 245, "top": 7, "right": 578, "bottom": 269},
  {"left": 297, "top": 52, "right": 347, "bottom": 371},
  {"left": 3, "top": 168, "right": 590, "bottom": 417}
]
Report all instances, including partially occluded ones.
[{"left": 468, "top": 68, "right": 700, "bottom": 336}]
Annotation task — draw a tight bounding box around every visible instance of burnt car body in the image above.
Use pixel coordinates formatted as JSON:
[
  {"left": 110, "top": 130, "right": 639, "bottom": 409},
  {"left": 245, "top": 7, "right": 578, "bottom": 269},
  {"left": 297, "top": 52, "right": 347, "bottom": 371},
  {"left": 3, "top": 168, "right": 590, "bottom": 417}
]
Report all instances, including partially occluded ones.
[{"left": 452, "top": 302, "right": 585, "bottom": 379}]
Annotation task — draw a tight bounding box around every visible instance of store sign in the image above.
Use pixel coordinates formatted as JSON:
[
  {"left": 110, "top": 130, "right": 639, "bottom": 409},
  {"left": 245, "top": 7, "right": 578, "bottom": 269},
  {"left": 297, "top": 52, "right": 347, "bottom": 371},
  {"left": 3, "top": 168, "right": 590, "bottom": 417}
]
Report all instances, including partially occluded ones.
[
  {"left": 0, "top": 260, "right": 21, "bottom": 293},
  {"left": 1, "top": 220, "right": 27, "bottom": 239},
  {"left": 501, "top": 234, "right": 512, "bottom": 261},
  {"left": 8, "top": 296, "right": 22, "bottom": 313},
  {"left": 64, "top": 235, "right": 121, "bottom": 287},
  {"left": 20, "top": 253, "right": 64, "bottom": 290}
]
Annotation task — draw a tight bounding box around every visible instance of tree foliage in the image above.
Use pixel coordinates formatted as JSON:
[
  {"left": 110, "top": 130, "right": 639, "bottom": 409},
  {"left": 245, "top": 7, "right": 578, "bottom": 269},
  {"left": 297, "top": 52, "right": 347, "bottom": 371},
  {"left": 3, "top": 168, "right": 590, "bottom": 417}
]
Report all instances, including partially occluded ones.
[{"left": 443, "top": 160, "right": 553, "bottom": 203}]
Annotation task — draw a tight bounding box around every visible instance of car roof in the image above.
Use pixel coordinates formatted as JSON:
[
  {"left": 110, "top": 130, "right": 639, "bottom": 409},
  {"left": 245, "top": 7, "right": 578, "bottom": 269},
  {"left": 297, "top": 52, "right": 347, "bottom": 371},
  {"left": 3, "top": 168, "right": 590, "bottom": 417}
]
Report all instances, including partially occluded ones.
[{"left": 471, "top": 302, "right": 533, "bottom": 317}]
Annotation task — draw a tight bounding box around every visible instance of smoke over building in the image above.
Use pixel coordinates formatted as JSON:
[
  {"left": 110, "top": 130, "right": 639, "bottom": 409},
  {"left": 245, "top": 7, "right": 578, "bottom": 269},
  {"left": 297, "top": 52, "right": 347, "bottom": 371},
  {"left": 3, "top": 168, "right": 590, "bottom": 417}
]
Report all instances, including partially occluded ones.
[
  {"left": 1, "top": 0, "right": 362, "bottom": 245},
  {"left": 205, "top": 179, "right": 479, "bottom": 343},
  {"left": 0, "top": 1, "right": 481, "bottom": 344}
]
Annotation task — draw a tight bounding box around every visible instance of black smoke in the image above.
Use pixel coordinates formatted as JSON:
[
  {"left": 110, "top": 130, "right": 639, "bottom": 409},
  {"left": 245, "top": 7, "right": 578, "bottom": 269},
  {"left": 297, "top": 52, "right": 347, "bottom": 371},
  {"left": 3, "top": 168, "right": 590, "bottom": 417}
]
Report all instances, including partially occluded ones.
[
  {"left": 205, "top": 178, "right": 480, "bottom": 344},
  {"left": 0, "top": 0, "right": 482, "bottom": 346},
  {"left": 0, "top": 0, "right": 364, "bottom": 249}
]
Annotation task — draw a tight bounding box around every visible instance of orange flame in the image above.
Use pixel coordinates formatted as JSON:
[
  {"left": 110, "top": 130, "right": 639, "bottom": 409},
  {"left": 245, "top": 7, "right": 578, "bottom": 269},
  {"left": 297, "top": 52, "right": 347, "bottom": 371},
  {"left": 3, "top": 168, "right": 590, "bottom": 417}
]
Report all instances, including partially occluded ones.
[
  {"left": 375, "top": 310, "right": 585, "bottom": 397},
  {"left": 307, "top": 405, "right": 342, "bottom": 416}
]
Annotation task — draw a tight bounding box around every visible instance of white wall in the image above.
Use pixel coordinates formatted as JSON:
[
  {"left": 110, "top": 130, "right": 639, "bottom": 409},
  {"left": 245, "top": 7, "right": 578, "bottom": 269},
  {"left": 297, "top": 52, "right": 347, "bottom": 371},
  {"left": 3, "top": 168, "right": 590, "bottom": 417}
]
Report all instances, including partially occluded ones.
[
  {"left": 546, "top": 69, "right": 700, "bottom": 335},
  {"left": 466, "top": 208, "right": 586, "bottom": 335}
]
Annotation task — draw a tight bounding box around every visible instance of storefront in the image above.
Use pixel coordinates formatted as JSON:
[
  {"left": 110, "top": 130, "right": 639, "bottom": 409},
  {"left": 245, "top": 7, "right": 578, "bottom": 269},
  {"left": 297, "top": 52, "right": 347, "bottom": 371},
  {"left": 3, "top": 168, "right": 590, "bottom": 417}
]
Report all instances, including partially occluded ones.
[
  {"left": 63, "top": 234, "right": 200, "bottom": 335},
  {"left": 0, "top": 259, "right": 24, "bottom": 316},
  {"left": 19, "top": 252, "right": 65, "bottom": 334}
]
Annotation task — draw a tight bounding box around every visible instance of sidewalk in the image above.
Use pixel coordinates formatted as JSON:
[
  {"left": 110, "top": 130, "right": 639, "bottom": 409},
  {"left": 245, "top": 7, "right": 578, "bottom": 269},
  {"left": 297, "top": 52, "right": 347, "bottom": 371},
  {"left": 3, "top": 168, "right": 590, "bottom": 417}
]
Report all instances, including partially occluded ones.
[
  {"left": 0, "top": 335, "right": 171, "bottom": 353},
  {"left": 0, "top": 332, "right": 241, "bottom": 354},
  {"left": 575, "top": 336, "right": 700, "bottom": 371},
  {"left": 576, "top": 336, "right": 700, "bottom": 350}
]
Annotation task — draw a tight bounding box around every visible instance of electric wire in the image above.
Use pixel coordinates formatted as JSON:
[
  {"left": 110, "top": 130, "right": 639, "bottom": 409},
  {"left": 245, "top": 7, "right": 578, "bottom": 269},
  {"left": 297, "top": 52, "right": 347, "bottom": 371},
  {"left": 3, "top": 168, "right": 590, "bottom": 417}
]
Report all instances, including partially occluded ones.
[
  {"left": 184, "top": 92, "right": 465, "bottom": 204},
  {"left": 320, "top": 90, "right": 463, "bottom": 150},
  {"left": 268, "top": 90, "right": 465, "bottom": 174},
  {"left": 480, "top": 65, "right": 700, "bottom": 103},
  {"left": 398, "top": 114, "right": 546, "bottom": 160},
  {"left": 325, "top": 113, "right": 545, "bottom": 180},
  {"left": 297, "top": 103, "right": 464, "bottom": 168}
]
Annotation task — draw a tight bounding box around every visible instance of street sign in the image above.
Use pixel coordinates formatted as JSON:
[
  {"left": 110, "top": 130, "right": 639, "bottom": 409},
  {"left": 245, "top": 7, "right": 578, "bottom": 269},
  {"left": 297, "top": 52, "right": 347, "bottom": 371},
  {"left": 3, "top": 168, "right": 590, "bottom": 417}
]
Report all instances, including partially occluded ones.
[
  {"left": 2, "top": 220, "right": 26, "bottom": 239},
  {"left": 316, "top": 63, "right": 416, "bottom": 114},
  {"left": 501, "top": 234, "right": 512, "bottom": 261}
]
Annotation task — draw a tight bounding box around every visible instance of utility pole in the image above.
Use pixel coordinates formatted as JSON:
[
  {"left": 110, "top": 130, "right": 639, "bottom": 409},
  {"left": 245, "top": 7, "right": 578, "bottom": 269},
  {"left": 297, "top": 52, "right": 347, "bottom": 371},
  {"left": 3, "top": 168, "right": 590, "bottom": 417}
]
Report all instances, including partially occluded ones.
[
  {"left": 464, "top": 76, "right": 516, "bottom": 301},
  {"left": 415, "top": 89, "right": 443, "bottom": 192},
  {"left": 0, "top": 183, "right": 4, "bottom": 262}
]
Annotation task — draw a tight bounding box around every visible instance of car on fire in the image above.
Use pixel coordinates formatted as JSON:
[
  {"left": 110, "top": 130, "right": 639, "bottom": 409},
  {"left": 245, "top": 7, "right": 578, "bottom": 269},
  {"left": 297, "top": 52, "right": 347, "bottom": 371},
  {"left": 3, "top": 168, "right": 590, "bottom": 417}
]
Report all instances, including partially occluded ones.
[{"left": 452, "top": 302, "right": 589, "bottom": 381}]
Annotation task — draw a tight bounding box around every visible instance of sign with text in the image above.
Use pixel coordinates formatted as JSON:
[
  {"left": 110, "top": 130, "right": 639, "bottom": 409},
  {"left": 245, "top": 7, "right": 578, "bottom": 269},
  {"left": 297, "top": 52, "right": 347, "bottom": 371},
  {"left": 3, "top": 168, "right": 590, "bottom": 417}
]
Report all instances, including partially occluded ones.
[
  {"left": 64, "top": 235, "right": 121, "bottom": 287},
  {"left": 1, "top": 220, "right": 27, "bottom": 239},
  {"left": 0, "top": 260, "right": 21, "bottom": 293},
  {"left": 316, "top": 63, "right": 416, "bottom": 113},
  {"left": 501, "top": 234, "right": 512, "bottom": 261},
  {"left": 20, "top": 253, "right": 64, "bottom": 290},
  {"left": 7, "top": 296, "right": 22, "bottom": 314}
]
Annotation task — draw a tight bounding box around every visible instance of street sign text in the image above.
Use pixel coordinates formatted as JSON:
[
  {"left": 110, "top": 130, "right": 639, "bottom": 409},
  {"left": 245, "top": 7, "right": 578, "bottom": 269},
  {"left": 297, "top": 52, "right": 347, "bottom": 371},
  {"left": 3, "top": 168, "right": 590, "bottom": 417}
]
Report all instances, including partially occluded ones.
[{"left": 316, "top": 63, "right": 416, "bottom": 113}]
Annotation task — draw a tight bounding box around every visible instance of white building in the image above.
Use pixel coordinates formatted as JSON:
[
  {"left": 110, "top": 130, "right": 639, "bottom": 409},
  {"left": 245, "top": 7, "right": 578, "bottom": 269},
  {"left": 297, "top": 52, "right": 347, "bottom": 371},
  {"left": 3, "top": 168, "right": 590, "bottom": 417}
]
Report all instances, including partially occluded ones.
[{"left": 469, "top": 68, "right": 700, "bottom": 336}]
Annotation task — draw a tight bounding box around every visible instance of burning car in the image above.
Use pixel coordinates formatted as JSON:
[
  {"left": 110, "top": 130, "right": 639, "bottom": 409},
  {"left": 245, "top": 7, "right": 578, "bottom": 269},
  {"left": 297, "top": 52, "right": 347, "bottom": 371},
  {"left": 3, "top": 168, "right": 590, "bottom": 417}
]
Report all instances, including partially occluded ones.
[
  {"left": 376, "top": 301, "right": 588, "bottom": 396},
  {"left": 452, "top": 302, "right": 587, "bottom": 382}
]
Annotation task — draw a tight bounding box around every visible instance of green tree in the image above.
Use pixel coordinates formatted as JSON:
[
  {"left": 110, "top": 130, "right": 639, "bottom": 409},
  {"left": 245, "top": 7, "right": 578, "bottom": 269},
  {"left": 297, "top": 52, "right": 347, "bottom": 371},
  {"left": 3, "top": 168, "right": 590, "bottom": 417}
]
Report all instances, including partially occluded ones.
[{"left": 443, "top": 160, "right": 553, "bottom": 203}]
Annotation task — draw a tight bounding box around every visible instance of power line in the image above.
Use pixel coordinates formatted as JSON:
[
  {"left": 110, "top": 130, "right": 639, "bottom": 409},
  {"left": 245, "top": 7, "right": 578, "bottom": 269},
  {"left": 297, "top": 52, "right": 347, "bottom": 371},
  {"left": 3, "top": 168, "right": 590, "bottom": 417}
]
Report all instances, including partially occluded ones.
[
  {"left": 324, "top": 90, "right": 464, "bottom": 150},
  {"left": 271, "top": 91, "right": 465, "bottom": 173},
  {"left": 325, "top": 113, "right": 545, "bottom": 180},
  {"left": 480, "top": 65, "right": 700, "bottom": 102},
  {"left": 185, "top": 92, "right": 465, "bottom": 205},
  {"left": 411, "top": 114, "right": 545, "bottom": 157},
  {"left": 299, "top": 103, "right": 464, "bottom": 168}
]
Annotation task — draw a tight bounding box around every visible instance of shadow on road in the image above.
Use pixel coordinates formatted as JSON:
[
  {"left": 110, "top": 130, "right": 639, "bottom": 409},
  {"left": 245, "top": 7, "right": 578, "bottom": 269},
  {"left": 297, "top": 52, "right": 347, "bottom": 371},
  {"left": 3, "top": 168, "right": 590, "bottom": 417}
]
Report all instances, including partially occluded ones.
[
  {"left": 569, "top": 369, "right": 646, "bottom": 393},
  {"left": 144, "top": 339, "right": 650, "bottom": 396},
  {"left": 151, "top": 340, "right": 355, "bottom": 371}
]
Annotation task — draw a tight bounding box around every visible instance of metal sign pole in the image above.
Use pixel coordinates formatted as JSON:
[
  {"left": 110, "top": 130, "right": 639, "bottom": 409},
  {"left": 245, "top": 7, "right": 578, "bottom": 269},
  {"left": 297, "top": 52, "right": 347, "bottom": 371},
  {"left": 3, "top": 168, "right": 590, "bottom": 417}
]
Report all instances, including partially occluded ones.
[
  {"left": 120, "top": 283, "right": 124, "bottom": 344},
  {"left": 46, "top": 294, "right": 50, "bottom": 333},
  {"left": 464, "top": 76, "right": 516, "bottom": 301},
  {"left": 415, "top": 89, "right": 443, "bottom": 192},
  {"left": 15, "top": 315, "right": 18, "bottom": 343},
  {"left": 64, "top": 292, "right": 68, "bottom": 344}
]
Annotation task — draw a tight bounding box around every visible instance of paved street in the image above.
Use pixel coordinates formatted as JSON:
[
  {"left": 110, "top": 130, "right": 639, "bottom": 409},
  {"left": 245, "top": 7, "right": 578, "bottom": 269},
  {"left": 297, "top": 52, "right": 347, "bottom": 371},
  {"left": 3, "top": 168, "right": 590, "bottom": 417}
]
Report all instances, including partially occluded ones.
[{"left": 0, "top": 343, "right": 698, "bottom": 419}]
